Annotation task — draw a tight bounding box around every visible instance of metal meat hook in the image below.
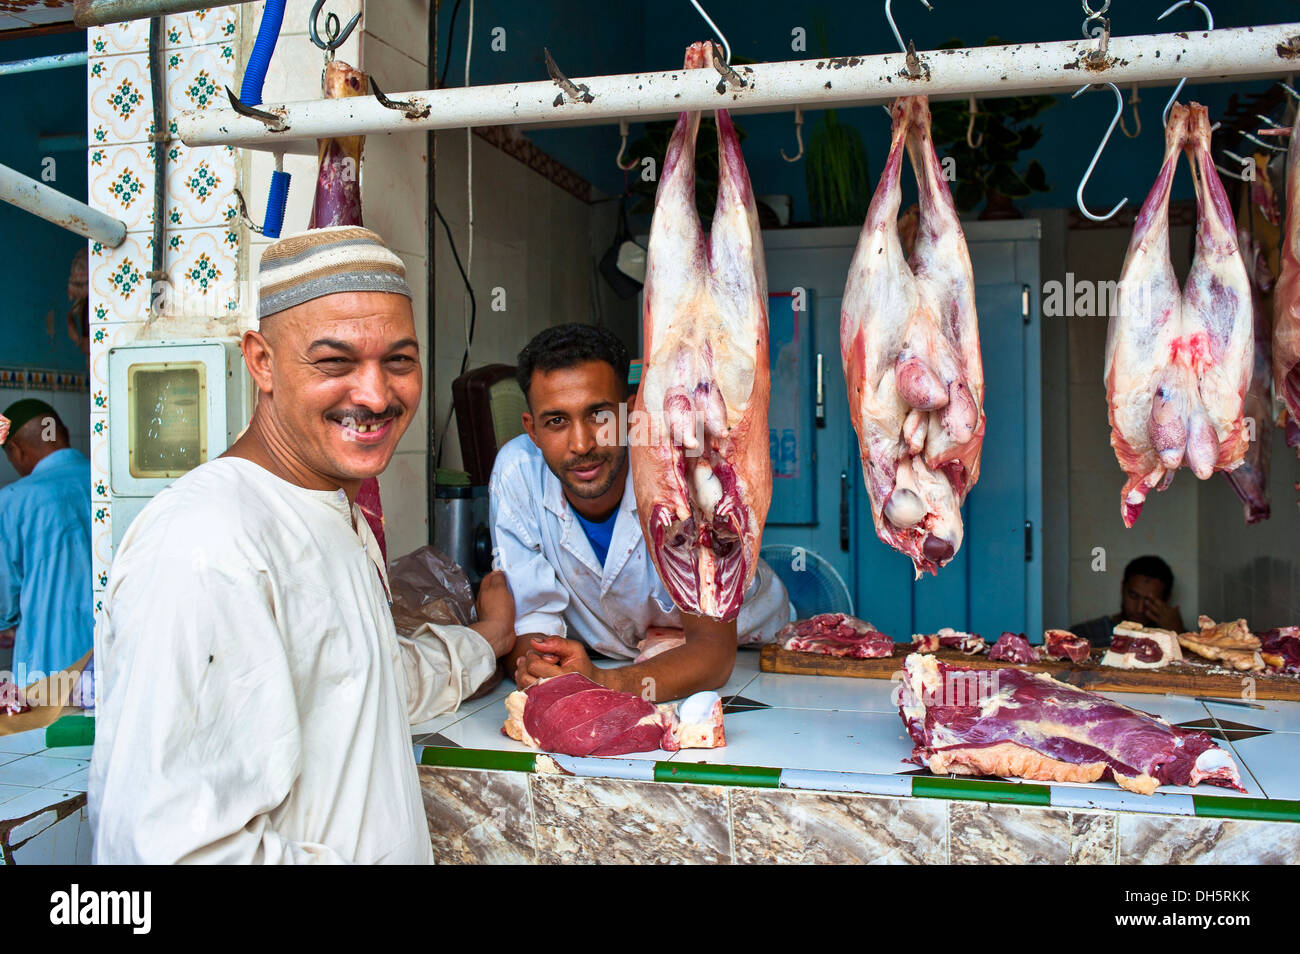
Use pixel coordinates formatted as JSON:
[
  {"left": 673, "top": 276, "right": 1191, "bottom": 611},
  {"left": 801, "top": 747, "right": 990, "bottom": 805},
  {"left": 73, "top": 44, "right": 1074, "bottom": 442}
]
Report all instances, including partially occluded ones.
[
  {"left": 1158, "top": 0, "right": 1214, "bottom": 127},
  {"left": 1072, "top": 82, "right": 1129, "bottom": 223},
  {"left": 309, "top": 0, "right": 362, "bottom": 58},
  {"left": 885, "top": 0, "right": 933, "bottom": 79}
]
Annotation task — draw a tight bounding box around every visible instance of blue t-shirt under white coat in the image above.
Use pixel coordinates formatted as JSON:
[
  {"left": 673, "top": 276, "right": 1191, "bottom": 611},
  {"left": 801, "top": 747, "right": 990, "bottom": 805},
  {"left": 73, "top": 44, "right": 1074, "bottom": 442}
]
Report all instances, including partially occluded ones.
[{"left": 571, "top": 506, "right": 619, "bottom": 567}]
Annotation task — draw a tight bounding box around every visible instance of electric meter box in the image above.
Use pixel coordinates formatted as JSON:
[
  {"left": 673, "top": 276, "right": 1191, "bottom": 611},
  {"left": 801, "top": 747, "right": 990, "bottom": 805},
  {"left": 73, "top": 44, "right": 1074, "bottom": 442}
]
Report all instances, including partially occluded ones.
[{"left": 107, "top": 339, "right": 253, "bottom": 548}]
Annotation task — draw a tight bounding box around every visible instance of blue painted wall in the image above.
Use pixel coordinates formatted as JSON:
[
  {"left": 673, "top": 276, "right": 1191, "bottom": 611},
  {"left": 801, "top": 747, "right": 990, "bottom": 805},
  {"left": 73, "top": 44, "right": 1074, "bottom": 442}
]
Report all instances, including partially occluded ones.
[
  {"left": 438, "top": 0, "right": 1295, "bottom": 220},
  {"left": 0, "top": 31, "right": 89, "bottom": 372}
]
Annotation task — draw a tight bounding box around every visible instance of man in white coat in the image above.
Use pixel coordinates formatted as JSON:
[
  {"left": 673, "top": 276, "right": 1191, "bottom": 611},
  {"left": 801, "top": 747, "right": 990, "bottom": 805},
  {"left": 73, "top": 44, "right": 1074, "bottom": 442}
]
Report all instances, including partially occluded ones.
[
  {"left": 89, "top": 226, "right": 515, "bottom": 864},
  {"left": 491, "top": 324, "right": 789, "bottom": 702}
]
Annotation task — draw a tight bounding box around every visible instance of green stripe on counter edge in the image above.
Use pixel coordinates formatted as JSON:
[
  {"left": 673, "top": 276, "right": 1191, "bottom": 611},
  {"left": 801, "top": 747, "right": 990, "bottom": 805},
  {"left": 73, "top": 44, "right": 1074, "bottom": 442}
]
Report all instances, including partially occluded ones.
[
  {"left": 1193, "top": 795, "right": 1300, "bottom": 824},
  {"left": 912, "top": 775, "right": 1052, "bottom": 806},
  {"left": 653, "top": 763, "right": 781, "bottom": 788},
  {"left": 418, "top": 747, "right": 536, "bottom": 773}
]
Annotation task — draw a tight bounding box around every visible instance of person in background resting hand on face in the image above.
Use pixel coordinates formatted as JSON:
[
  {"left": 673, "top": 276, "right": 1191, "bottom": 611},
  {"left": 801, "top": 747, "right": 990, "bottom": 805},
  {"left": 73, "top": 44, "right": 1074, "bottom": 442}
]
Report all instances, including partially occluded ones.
[{"left": 1068, "top": 554, "right": 1185, "bottom": 647}]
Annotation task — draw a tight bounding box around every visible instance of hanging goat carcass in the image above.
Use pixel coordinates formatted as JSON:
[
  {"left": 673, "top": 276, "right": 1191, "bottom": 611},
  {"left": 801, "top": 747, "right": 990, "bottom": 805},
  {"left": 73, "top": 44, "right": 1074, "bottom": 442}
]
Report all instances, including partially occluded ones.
[
  {"left": 841, "top": 96, "right": 986, "bottom": 577},
  {"left": 631, "top": 41, "right": 771, "bottom": 621}
]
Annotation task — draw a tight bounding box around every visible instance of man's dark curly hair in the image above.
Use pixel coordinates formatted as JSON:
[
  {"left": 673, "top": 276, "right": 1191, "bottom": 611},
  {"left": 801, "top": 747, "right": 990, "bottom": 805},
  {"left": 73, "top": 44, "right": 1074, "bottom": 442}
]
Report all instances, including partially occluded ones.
[
  {"left": 516, "top": 323, "right": 630, "bottom": 404},
  {"left": 1123, "top": 555, "right": 1174, "bottom": 599}
]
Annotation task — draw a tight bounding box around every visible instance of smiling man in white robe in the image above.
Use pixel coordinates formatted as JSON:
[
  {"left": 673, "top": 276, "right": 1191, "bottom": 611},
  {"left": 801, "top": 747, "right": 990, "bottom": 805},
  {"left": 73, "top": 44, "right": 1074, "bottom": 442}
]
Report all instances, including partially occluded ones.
[{"left": 89, "top": 226, "right": 516, "bottom": 864}]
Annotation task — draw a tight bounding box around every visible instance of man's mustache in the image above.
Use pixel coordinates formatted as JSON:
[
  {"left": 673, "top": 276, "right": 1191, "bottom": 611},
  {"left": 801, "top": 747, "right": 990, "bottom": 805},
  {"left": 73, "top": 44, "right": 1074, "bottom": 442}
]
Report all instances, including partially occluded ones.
[{"left": 328, "top": 406, "right": 404, "bottom": 426}]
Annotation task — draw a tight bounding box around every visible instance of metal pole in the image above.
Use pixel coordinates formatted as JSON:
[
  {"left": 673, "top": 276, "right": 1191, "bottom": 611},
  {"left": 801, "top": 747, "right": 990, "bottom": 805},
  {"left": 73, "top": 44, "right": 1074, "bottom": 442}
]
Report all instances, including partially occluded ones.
[
  {"left": 176, "top": 22, "right": 1300, "bottom": 150},
  {"left": 0, "top": 52, "right": 88, "bottom": 77},
  {"left": 0, "top": 163, "right": 126, "bottom": 247},
  {"left": 73, "top": 0, "right": 251, "bottom": 28}
]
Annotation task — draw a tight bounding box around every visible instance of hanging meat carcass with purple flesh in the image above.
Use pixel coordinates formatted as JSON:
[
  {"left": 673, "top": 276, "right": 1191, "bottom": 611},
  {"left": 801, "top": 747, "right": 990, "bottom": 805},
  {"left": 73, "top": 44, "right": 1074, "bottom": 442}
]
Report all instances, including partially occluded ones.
[
  {"left": 1274, "top": 114, "right": 1300, "bottom": 502},
  {"left": 841, "top": 96, "right": 985, "bottom": 577},
  {"left": 305, "top": 60, "right": 386, "bottom": 557},
  {"left": 1106, "top": 103, "right": 1254, "bottom": 526},
  {"left": 1222, "top": 229, "right": 1273, "bottom": 523},
  {"left": 631, "top": 41, "right": 770, "bottom": 621}
]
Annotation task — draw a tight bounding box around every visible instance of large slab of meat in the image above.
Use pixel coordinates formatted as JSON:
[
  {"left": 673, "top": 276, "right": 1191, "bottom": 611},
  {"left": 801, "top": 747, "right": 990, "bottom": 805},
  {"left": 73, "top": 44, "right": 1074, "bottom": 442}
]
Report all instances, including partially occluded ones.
[
  {"left": 1222, "top": 230, "right": 1273, "bottom": 523},
  {"left": 777, "top": 613, "right": 894, "bottom": 658},
  {"left": 1106, "top": 103, "right": 1253, "bottom": 526},
  {"left": 1275, "top": 113, "right": 1300, "bottom": 498},
  {"left": 911, "top": 627, "right": 985, "bottom": 655},
  {"left": 631, "top": 41, "right": 771, "bottom": 621},
  {"left": 502, "top": 673, "right": 725, "bottom": 757},
  {"left": 898, "top": 653, "right": 1244, "bottom": 795},
  {"left": 841, "top": 96, "right": 985, "bottom": 577}
]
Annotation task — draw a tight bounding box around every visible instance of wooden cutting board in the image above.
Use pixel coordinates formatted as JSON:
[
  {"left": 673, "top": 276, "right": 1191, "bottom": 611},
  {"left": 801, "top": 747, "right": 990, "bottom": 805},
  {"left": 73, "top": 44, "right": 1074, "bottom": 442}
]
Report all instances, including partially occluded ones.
[{"left": 758, "top": 644, "right": 1300, "bottom": 702}]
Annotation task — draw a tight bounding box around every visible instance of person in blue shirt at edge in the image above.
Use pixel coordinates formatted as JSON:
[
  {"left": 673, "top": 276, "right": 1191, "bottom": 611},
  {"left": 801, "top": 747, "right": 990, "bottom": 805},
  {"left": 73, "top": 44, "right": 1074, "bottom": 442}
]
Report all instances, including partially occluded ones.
[
  {"left": 1067, "top": 554, "right": 1186, "bottom": 647},
  {"left": 0, "top": 399, "right": 93, "bottom": 682},
  {"left": 489, "top": 323, "right": 790, "bottom": 702}
]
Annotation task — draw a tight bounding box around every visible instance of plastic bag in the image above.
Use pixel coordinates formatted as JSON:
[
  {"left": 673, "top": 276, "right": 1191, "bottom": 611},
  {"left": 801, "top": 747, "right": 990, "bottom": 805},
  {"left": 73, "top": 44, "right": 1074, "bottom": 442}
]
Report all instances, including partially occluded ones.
[{"left": 388, "top": 545, "right": 476, "bottom": 635}]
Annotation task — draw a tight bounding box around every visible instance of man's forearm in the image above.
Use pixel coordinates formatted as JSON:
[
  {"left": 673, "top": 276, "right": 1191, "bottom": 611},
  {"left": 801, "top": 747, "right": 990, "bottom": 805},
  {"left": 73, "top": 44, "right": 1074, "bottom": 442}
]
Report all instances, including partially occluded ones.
[{"left": 599, "top": 634, "right": 735, "bottom": 701}]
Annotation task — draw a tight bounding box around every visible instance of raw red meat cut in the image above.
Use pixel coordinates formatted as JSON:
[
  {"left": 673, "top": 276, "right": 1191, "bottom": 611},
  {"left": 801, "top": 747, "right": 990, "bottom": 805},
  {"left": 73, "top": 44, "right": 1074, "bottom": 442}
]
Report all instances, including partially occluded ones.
[
  {"left": 911, "top": 628, "right": 985, "bottom": 655},
  {"left": 1044, "top": 629, "right": 1091, "bottom": 664},
  {"left": 1222, "top": 230, "right": 1273, "bottom": 524},
  {"left": 632, "top": 41, "right": 771, "bottom": 621},
  {"left": 502, "top": 673, "right": 725, "bottom": 756},
  {"left": 1275, "top": 114, "right": 1300, "bottom": 499},
  {"left": 841, "top": 96, "right": 985, "bottom": 577},
  {"left": 898, "top": 653, "right": 1244, "bottom": 794},
  {"left": 0, "top": 680, "right": 29, "bottom": 717},
  {"left": 1106, "top": 103, "right": 1254, "bottom": 526},
  {"left": 988, "top": 632, "right": 1038, "bottom": 664},
  {"left": 1259, "top": 627, "right": 1300, "bottom": 674},
  {"left": 1109, "top": 634, "right": 1163, "bottom": 663},
  {"left": 778, "top": 613, "right": 894, "bottom": 658}
]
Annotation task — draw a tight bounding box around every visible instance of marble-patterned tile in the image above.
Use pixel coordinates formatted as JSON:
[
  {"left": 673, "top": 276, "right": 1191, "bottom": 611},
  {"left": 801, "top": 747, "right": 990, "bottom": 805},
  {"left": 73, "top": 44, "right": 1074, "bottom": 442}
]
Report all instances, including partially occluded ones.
[
  {"left": 949, "top": 801, "right": 1072, "bottom": 864},
  {"left": 731, "top": 788, "right": 946, "bottom": 864},
  {"left": 418, "top": 766, "right": 534, "bottom": 864},
  {"left": 675, "top": 708, "right": 915, "bottom": 776},
  {"left": 732, "top": 671, "right": 901, "bottom": 713},
  {"left": 1070, "top": 811, "right": 1116, "bottom": 864},
  {"left": 530, "top": 774, "right": 731, "bottom": 864},
  {"left": 1118, "top": 813, "right": 1300, "bottom": 864},
  {"left": 88, "top": 52, "right": 152, "bottom": 146}
]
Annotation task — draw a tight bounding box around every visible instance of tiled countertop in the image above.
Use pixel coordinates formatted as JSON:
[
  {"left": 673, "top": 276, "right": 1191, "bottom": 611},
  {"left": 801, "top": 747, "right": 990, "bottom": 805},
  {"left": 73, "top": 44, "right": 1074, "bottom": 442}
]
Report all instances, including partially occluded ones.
[
  {"left": 0, "top": 729, "right": 93, "bottom": 864},
  {"left": 413, "top": 648, "right": 1300, "bottom": 821}
]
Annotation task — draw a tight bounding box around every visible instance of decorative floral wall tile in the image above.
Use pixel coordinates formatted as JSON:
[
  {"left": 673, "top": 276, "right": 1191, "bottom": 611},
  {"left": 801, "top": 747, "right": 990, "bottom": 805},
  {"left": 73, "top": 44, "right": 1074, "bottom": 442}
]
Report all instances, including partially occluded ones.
[
  {"left": 165, "top": 230, "right": 241, "bottom": 316},
  {"left": 166, "top": 144, "right": 238, "bottom": 230},
  {"left": 93, "top": 520, "right": 114, "bottom": 571},
  {"left": 89, "top": 53, "right": 151, "bottom": 145},
  {"left": 166, "top": 7, "right": 239, "bottom": 48},
  {"left": 167, "top": 45, "right": 237, "bottom": 116},
  {"left": 88, "top": 20, "right": 151, "bottom": 57},
  {"left": 90, "top": 424, "right": 111, "bottom": 481},
  {"left": 88, "top": 144, "right": 154, "bottom": 234},
  {"left": 90, "top": 234, "right": 153, "bottom": 323}
]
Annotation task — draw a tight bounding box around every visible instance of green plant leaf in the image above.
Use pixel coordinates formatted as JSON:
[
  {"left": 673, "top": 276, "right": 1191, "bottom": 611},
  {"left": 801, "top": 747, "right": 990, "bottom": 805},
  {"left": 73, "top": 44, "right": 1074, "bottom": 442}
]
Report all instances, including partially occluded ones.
[{"left": 1024, "top": 158, "right": 1049, "bottom": 192}]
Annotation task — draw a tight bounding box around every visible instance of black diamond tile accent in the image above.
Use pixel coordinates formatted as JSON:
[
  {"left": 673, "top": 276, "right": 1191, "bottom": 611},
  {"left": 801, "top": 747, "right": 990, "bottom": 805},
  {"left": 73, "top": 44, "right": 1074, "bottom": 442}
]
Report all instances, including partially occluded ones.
[
  {"left": 1176, "top": 717, "right": 1227, "bottom": 741},
  {"left": 420, "top": 733, "right": 461, "bottom": 748},
  {"left": 1215, "top": 719, "right": 1273, "bottom": 742},
  {"left": 721, "top": 695, "right": 770, "bottom": 714}
]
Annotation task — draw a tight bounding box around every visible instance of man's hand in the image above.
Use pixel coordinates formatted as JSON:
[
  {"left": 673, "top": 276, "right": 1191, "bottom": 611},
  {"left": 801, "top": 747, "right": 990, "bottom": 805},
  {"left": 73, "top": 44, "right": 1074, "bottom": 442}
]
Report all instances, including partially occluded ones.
[
  {"left": 468, "top": 570, "right": 516, "bottom": 658},
  {"left": 514, "top": 636, "right": 599, "bottom": 689},
  {"left": 1142, "top": 595, "right": 1184, "bottom": 633}
]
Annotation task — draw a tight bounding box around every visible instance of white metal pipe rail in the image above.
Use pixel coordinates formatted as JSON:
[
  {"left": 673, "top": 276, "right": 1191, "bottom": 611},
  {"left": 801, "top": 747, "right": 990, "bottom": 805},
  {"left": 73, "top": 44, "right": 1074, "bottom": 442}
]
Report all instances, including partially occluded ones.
[
  {"left": 74, "top": 0, "right": 249, "bottom": 28},
  {"left": 0, "top": 163, "right": 127, "bottom": 247},
  {"left": 178, "top": 23, "right": 1300, "bottom": 151},
  {"left": 0, "top": 52, "right": 88, "bottom": 77}
]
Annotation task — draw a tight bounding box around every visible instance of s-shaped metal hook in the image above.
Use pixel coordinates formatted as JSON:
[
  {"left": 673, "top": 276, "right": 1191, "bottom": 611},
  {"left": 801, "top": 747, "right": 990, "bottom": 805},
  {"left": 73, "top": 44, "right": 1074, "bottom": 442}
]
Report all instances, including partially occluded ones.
[
  {"left": 1158, "top": 0, "right": 1214, "bottom": 127},
  {"left": 309, "top": 0, "right": 361, "bottom": 59},
  {"left": 1072, "top": 82, "right": 1129, "bottom": 222}
]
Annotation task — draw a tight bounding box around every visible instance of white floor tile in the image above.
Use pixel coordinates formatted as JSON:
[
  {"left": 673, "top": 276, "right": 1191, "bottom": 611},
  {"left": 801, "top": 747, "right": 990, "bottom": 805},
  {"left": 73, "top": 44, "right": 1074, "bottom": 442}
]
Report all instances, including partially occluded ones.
[
  {"left": 0, "top": 756, "right": 89, "bottom": 789},
  {"left": 675, "top": 708, "right": 916, "bottom": 775},
  {"left": 436, "top": 700, "right": 674, "bottom": 761},
  {"left": 1224, "top": 732, "right": 1300, "bottom": 800},
  {"left": 43, "top": 745, "right": 95, "bottom": 761},
  {"left": 0, "top": 731, "right": 48, "bottom": 756},
  {"left": 0, "top": 788, "right": 75, "bottom": 823},
  {"left": 733, "top": 672, "right": 901, "bottom": 712},
  {"left": 1096, "top": 691, "right": 1212, "bottom": 726},
  {"left": 1205, "top": 698, "right": 1300, "bottom": 735},
  {"left": 0, "top": 784, "right": 32, "bottom": 805}
]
